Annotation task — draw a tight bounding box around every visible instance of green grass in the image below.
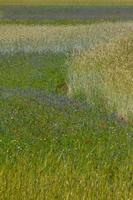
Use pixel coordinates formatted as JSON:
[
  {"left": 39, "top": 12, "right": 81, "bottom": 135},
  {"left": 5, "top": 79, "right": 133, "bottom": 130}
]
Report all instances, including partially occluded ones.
[
  {"left": 0, "top": 19, "right": 133, "bottom": 199},
  {"left": 0, "top": 0, "right": 133, "bottom": 6},
  {"left": 0, "top": 19, "right": 108, "bottom": 26},
  {"left": 0, "top": 95, "right": 133, "bottom": 199},
  {"left": 0, "top": 51, "right": 133, "bottom": 199},
  {"left": 0, "top": 53, "right": 67, "bottom": 94}
]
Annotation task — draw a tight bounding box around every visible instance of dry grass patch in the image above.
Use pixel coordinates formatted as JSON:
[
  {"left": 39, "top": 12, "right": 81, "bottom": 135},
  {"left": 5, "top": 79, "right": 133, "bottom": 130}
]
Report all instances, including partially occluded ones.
[
  {"left": 0, "top": 22, "right": 133, "bottom": 54},
  {"left": 68, "top": 35, "right": 133, "bottom": 120}
]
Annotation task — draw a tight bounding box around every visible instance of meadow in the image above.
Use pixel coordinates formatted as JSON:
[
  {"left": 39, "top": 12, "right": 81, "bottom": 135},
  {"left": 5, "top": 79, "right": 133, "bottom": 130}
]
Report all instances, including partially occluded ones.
[{"left": 0, "top": 4, "right": 133, "bottom": 200}]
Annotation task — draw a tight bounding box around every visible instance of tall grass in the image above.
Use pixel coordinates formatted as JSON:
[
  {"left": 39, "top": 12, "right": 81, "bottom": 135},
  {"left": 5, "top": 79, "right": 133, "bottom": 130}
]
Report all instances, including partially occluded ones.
[
  {"left": 0, "top": 14, "right": 133, "bottom": 199},
  {"left": 68, "top": 35, "right": 133, "bottom": 119},
  {"left": 0, "top": 22, "right": 133, "bottom": 55},
  {"left": 0, "top": 96, "right": 133, "bottom": 200}
]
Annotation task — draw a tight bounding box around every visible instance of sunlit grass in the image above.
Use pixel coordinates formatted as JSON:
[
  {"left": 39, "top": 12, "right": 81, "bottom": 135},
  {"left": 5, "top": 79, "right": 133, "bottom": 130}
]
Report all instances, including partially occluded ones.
[{"left": 68, "top": 35, "right": 133, "bottom": 120}]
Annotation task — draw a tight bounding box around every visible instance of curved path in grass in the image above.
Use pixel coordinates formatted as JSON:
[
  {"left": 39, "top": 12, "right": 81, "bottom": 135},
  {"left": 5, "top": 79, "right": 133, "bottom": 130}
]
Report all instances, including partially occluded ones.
[{"left": 0, "top": 88, "right": 90, "bottom": 110}]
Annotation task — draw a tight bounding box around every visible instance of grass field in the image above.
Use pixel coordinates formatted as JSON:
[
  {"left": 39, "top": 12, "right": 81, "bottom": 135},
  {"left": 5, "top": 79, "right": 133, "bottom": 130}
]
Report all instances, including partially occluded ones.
[{"left": 0, "top": 4, "right": 133, "bottom": 200}]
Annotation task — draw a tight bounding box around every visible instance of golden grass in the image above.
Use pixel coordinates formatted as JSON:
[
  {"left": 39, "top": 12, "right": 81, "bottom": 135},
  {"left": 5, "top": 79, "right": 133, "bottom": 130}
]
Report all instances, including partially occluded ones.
[
  {"left": 68, "top": 35, "right": 133, "bottom": 119},
  {"left": 0, "top": 0, "right": 133, "bottom": 6}
]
